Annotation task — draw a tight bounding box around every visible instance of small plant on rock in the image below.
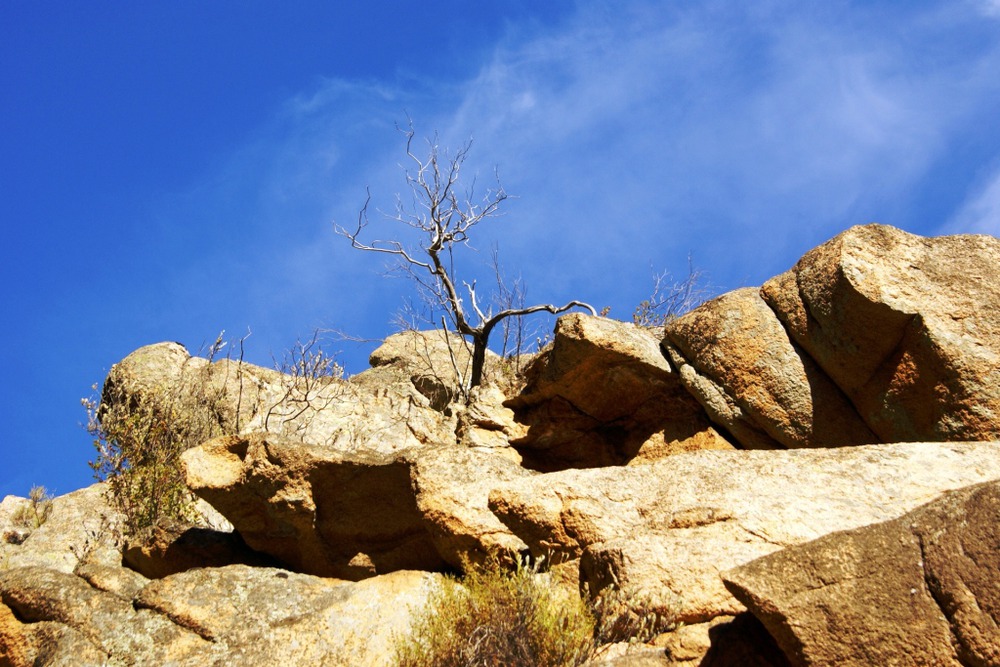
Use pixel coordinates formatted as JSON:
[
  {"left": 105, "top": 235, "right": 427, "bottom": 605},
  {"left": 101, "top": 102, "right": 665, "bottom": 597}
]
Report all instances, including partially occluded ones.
[
  {"left": 588, "top": 579, "right": 681, "bottom": 645},
  {"left": 12, "top": 485, "right": 54, "bottom": 531},
  {"left": 632, "top": 259, "right": 709, "bottom": 329},
  {"left": 394, "top": 556, "right": 596, "bottom": 667},
  {"left": 84, "top": 332, "right": 241, "bottom": 537}
]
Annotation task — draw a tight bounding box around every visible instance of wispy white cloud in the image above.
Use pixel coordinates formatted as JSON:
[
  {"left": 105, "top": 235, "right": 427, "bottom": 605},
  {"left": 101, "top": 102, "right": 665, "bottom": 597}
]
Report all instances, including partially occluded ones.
[
  {"left": 944, "top": 166, "right": 1000, "bottom": 235},
  {"left": 160, "top": 0, "right": 1000, "bottom": 368}
]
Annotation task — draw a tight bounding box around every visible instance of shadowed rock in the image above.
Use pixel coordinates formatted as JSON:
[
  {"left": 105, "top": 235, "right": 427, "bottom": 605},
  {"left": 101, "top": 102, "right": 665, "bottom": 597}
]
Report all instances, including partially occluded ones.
[{"left": 508, "top": 313, "right": 733, "bottom": 471}]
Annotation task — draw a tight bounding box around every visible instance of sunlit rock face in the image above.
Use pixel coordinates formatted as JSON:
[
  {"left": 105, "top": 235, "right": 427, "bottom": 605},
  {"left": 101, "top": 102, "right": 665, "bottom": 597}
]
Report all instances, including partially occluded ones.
[{"left": 666, "top": 224, "right": 1000, "bottom": 449}]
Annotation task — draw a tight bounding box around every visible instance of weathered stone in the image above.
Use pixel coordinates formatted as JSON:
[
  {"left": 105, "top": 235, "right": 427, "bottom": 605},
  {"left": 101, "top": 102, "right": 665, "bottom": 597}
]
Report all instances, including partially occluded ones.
[
  {"left": 489, "top": 441, "right": 1000, "bottom": 624},
  {"left": 0, "top": 603, "right": 109, "bottom": 667},
  {"left": 182, "top": 433, "right": 444, "bottom": 579},
  {"left": 761, "top": 223, "right": 1000, "bottom": 442},
  {"left": 0, "top": 601, "right": 34, "bottom": 667},
  {"left": 409, "top": 445, "right": 533, "bottom": 568},
  {"left": 74, "top": 562, "right": 149, "bottom": 602},
  {"left": 583, "top": 645, "right": 670, "bottom": 665},
  {"left": 0, "top": 566, "right": 211, "bottom": 665},
  {"left": 182, "top": 432, "right": 533, "bottom": 577},
  {"left": 455, "top": 384, "right": 526, "bottom": 459},
  {"left": 101, "top": 341, "right": 283, "bottom": 440},
  {"left": 664, "top": 288, "right": 877, "bottom": 449},
  {"left": 724, "top": 480, "right": 1000, "bottom": 667},
  {"left": 101, "top": 333, "right": 463, "bottom": 462},
  {"left": 135, "top": 564, "right": 441, "bottom": 666},
  {"left": 0, "top": 484, "right": 122, "bottom": 574},
  {"left": 0, "top": 561, "right": 441, "bottom": 666},
  {"left": 508, "top": 313, "right": 732, "bottom": 470}
]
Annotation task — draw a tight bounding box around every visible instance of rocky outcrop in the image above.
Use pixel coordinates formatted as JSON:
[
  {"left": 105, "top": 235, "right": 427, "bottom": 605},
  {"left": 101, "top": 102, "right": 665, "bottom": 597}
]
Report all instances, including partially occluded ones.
[
  {"left": 724, "top": 479, "right": 1000, "bottom": 666},
  {"left": 665, "top": 224, "right": 1000, "bottom": 449},
  {"left": 134, "top": 565, "right": 441, "bottom": 666},
  {"left": 181, "top": 432, "right": 534, "bottom": 578},
  {"left": 100, "top": 332, "right": 471, "bottom": 461},
  {"left": 488, "top": 441, "right": 1000, "bottom": 624},
  {"left": 0, "top": 562, "right": 441, "bottom": 666},
  {"left": 508, "top": 313, "right": 733, "bottom": 470},
  {"left": 10, "top": 224, "right": 1000, "bottom": 664}
]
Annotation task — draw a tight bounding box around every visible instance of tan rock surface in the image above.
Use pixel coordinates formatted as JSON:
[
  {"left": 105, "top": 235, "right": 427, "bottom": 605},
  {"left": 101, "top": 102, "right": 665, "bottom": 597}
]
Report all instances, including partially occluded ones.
[
  {"left": 122, "top": 518, "right": 276, "bottom": 579},
  {"left": 724, "top": 480, "right": 1000, "bottom": 666},
  {"left": 0, "top": 566, "right": 210, "bottom": 665},
  {"left": 489, "top": 441, "right": 1000, "bottom": 623},
  {"left": 761, "top": 223, "right": 1000, "bottom": 442},
  {"left": 101, "top": 333, "right": 464, "bottom": 462},
  {"left": 182, "top": 433, "right": 444, "bottom": 579},
  {"left": 664, "top": 288, "right": 876, "bottom": 449},
  {"left": 0, "top": 561, "right": 441, "bottom": 666},
  {"left": 136, "top": 565, "right": 441, "bottom": 666},
  {"left": 182, "top": 432, "right": 532, "bottom": 577},
  {"left": 409, "top": 445, "right": 534, "bottom": 568},
  {"left": 508, "top": 313, "right": 732, "bottom": 470},
  {"left": 1, "top": 484, "right": 122, "bottom": 574}
]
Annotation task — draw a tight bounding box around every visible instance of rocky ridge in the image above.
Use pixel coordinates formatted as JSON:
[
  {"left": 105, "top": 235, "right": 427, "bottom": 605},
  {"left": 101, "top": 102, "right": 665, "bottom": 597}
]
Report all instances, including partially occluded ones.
[{"left": 2, "top": 224, "right": 999, "bottom": 666}]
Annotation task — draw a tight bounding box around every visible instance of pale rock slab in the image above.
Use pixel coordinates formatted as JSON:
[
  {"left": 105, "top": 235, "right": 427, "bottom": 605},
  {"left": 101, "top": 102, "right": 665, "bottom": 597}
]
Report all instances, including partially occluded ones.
[{"left": 489, "top": 441, "right": 1000, "bottom": 624}]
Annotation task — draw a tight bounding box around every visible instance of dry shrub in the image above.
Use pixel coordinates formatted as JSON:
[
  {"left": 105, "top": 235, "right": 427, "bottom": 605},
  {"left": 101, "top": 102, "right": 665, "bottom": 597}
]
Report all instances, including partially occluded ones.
[
  {"left": 395, "top": 557, "right": 596, "bottom": 667},
  {"left": 589, "top": 582, "right": 681, "bottom": 645},
  {"left": 84, "top": 334, "right": 240, "bottom": 537},
  {"left": 12, "top": 485, "right": 54, "bottom": 531},
  {"left": 632, "top": 260, "right": 709, "bottom": 329}
]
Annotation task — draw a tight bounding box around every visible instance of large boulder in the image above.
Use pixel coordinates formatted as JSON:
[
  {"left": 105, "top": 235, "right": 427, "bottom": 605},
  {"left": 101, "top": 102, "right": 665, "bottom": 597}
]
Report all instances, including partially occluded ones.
[
  {"left": 508, "top": 313, "right": 733, "bottom": 471},
  {"left": 663, "top": 288, "right": 877, "bottom": 450},
  {"left": 488, "top": 441, "right": 1000, "bottom": 624},
  {"left": 181, "top": 432, "right": 533, "bottom": 578},
  {"left": 135, "top": 565, "right": 441, "bottom": 666},
  {"left": 724, "top": 479, "right": 1000, "bottom": 666},
  {"left": 100, "top": 341, "right": 283, "bottom": 442},
  {"left": 664, "top": 225, "right": 1000, "bottom": 450},
  {"left": 0, "top": 566, "right": 211, "bottom": 664},
  {"left": 761, "top": 224, "right": 1000, "bottom": 442}
]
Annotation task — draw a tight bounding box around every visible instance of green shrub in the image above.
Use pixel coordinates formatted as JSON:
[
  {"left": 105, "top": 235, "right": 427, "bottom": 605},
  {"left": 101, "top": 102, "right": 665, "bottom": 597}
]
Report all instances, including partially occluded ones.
[
  {"left": 85, "top": 331, "right": 343, "bottom": 537},
  {"left": 395, "top": 557, "right": 596, "bottom": 667}
]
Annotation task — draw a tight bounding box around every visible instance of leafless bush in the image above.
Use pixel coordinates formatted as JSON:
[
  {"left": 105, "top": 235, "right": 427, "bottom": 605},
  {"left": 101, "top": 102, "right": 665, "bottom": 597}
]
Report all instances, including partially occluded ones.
[
  {"left": 632, "top": 258, "right": 709, "bottom": 328},
  {"left": 265, "top": 331, "right": 345, "bottom": 433}
]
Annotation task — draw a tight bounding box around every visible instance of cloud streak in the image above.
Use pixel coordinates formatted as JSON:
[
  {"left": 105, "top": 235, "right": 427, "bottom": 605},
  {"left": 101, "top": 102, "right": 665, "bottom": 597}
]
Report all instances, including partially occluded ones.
[{"left": 158, "top": 0, "right": 1000, "bottom": 369}]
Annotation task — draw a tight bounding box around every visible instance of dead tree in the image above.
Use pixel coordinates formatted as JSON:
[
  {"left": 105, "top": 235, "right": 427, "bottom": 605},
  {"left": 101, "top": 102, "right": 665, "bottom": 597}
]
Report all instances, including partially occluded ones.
[{"left": 337, "top": 123, "right": 595, "bottom": 390}]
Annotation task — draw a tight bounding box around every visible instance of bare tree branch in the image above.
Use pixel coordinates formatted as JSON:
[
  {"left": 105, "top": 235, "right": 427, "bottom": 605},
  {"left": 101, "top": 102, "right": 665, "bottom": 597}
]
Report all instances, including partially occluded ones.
[{"left": 336, "top": 121, "right": 596, "bottom": 390}]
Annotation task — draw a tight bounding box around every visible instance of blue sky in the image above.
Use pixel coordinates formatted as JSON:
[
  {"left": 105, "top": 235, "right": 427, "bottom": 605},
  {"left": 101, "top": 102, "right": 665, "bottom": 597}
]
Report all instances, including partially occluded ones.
[{"left": 3, "top": 0, "right": 1000, "bottom": 499}]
